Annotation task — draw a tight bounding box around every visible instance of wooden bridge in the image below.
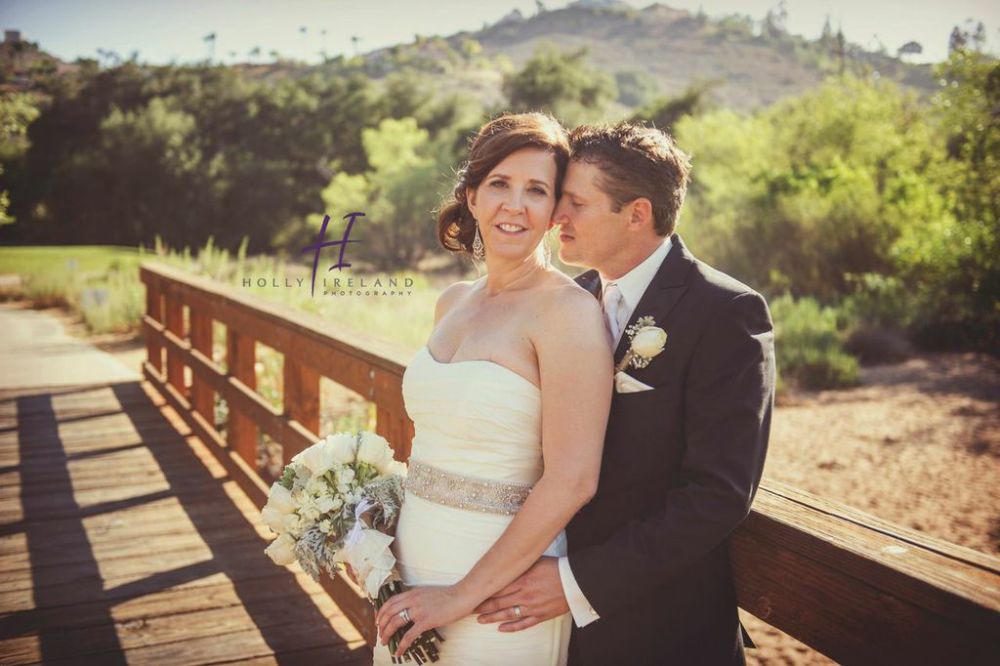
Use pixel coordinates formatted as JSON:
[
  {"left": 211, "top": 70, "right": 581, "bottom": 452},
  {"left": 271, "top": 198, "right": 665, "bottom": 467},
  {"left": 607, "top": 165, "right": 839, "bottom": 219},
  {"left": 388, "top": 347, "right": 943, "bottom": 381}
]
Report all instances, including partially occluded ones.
[{"left": 1, "top": 261, "right": 998, "bottom": 664}]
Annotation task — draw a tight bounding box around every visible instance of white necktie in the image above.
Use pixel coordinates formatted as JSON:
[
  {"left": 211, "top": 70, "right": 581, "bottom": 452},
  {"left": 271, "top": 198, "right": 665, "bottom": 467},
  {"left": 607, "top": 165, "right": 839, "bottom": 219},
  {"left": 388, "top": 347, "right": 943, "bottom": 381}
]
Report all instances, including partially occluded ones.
[{"left": 602, "top": 282, "right": 626, "bottom": 347}]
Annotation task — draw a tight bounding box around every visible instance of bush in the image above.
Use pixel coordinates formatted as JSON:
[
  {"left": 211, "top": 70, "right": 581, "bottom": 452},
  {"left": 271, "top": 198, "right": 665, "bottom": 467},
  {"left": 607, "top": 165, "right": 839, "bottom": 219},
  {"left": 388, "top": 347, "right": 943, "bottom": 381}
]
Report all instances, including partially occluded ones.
[{"left": 771, "top": 294, "right": 860, "bottom": 390}]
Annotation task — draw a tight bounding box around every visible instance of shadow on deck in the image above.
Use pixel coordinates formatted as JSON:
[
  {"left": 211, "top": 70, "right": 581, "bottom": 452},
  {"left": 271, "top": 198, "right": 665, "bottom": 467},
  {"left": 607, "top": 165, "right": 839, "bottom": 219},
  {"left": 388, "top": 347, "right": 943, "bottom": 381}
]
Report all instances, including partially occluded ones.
[{"left": 0, "top": 380, "right": 371, "bottom": 665}]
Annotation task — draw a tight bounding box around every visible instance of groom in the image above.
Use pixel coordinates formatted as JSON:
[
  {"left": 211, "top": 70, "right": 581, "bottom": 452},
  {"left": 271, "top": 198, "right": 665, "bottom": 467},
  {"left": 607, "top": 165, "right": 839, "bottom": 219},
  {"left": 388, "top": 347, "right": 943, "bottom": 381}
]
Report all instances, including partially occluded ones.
[{"left": 475, "top": 122, "right": 775, "bottom": 664}]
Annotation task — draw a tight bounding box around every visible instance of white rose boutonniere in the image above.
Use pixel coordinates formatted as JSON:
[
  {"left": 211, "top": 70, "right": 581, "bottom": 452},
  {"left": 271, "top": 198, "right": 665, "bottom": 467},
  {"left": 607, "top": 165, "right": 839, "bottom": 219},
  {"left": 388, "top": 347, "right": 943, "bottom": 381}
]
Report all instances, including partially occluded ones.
[{"left": 616, "top": 316, "right": 667, "bottom": 372}]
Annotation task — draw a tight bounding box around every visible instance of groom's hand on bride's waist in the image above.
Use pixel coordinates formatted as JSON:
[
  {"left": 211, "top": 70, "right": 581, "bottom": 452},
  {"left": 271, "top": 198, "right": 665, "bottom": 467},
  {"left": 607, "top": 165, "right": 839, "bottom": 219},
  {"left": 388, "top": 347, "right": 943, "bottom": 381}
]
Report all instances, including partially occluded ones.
[{"left": 474, "top": 557, "right": 569, "bottom": 632}]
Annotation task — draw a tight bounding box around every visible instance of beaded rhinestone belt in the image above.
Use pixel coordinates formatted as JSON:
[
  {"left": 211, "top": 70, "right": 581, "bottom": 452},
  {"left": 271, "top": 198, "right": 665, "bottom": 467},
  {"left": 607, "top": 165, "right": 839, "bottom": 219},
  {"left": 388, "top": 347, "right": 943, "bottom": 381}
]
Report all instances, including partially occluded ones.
[{"left": 404, "top": 459, "right": 533, "bottom": 516}]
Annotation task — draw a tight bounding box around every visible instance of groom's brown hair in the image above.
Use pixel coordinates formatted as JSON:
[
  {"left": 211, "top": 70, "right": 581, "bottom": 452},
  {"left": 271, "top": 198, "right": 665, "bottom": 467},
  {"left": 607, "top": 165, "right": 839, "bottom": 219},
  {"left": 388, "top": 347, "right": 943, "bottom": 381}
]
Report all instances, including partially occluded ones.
[{"left": 569, "top": 122, "right": 691, "bottom": 237}]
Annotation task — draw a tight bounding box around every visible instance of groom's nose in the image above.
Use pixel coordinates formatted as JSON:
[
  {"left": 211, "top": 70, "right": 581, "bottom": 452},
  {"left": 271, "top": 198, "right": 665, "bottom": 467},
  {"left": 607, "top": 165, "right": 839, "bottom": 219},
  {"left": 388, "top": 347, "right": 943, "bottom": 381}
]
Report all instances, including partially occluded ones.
[{"left": 553, "top": 198, "right": 570, "bottom": 224}]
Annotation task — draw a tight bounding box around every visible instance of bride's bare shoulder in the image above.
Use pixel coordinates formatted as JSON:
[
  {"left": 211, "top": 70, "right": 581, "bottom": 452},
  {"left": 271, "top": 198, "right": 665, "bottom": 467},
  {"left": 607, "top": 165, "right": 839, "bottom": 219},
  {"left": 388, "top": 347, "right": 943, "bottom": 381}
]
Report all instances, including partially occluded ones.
[
  {"left": 435, "top": 278, "right": 480, "bottom": 324},
  {"left": 534, "top": 271, "right": 604, "bottom": 326}
]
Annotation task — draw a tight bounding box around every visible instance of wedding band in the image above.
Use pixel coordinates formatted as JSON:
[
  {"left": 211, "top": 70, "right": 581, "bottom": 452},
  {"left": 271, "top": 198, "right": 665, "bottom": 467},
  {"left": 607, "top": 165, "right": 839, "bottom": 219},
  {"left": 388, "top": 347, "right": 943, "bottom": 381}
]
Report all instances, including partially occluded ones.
[
  {"left": 513, "top": 605, "right": 522, "bottom": 619},
  {"left": 400, "top": 608, "right": 412, "bottom": 623}
]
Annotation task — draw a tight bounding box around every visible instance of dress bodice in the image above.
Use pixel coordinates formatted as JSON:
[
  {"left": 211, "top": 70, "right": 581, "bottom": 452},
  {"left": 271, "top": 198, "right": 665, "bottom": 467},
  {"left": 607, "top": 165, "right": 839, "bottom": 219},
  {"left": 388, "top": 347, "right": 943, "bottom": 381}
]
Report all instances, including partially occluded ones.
[{"left": 402, "top": 346, "right": 543, "bottom": 485}]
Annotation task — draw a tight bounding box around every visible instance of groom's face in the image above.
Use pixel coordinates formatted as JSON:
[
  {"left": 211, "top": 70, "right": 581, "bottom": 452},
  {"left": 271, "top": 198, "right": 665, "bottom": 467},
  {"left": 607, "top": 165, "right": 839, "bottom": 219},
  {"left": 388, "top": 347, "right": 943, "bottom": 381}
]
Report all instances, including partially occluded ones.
[{"left": 553, "top": 161, "right": 630, "bottom": 271}]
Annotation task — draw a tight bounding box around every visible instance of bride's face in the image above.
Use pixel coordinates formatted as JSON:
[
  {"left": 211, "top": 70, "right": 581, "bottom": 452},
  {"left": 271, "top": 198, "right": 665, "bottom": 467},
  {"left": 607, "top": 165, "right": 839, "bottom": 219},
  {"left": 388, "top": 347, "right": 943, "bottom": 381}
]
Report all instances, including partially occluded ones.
[{"left": 467, "top": 148, "right": 557, "bottom": 262}]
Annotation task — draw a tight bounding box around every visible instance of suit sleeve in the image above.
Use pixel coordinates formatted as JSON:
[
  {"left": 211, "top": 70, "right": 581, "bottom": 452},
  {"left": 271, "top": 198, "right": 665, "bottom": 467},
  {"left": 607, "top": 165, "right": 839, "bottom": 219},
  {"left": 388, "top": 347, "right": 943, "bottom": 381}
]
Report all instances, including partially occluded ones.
[{"left": 567, "top": 290, "right": 776, "bottom": 617}]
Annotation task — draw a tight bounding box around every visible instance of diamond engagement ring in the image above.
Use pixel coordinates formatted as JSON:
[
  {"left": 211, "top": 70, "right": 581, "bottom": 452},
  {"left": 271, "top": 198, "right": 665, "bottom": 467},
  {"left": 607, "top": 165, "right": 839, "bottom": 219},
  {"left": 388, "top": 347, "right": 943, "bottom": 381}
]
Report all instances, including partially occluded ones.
[
  {"left": 400, "top": 608, "right": 412, "bottom": 623},
  {"left": 513, "top": 605, "right": 522, "bottom": 619}
]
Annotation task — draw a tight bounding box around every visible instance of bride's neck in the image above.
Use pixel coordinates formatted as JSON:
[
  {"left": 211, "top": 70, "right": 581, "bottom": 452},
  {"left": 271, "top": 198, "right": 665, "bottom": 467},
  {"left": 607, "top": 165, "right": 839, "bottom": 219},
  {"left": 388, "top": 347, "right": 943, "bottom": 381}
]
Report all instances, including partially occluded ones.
[{"left": 482, "top": 254, "right": 546, "bottom": 296}]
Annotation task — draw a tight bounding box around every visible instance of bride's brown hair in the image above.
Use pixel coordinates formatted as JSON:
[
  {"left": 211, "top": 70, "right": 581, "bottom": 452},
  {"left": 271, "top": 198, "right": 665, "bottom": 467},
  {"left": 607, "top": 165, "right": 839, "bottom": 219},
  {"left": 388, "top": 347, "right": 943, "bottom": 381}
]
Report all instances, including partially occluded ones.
[{"left": 437, "top": 112, "right": 569, "bottom": 255}]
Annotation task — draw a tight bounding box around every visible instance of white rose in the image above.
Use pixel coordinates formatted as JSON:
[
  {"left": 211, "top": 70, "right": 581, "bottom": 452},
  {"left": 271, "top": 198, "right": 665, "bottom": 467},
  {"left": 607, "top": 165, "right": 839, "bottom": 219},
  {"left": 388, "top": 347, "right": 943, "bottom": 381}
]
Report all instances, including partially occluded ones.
[
  {"left": 260, "top": 505, "right": 287, "bottom": 534},
  {"left": 325, "top": 432, "right": 359, "bottom": 465},
  {"left": 385, "top": 460, "right": 407, "bottom": 478},
  {"left": 264, "top": 533, "right": 297, "bottom": 566},
  {"left": 631, "top": 326, "right": 667, "bottom": 358},
  {"left": 266, "top": 482, "right": 296, "bottom": 515},
  {"left": 357, "top": 431, "right": 394, "bottom": 474},
  {"left": 294, "top": 441, "right": 338, "bottom": 477}
]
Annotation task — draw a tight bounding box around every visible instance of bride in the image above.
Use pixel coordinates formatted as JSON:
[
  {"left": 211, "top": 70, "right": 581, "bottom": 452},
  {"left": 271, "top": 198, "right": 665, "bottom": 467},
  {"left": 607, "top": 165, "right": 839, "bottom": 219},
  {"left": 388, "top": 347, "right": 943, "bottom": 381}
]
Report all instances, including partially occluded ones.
[{"left": 371, "top": 113, "right": 613, "bottom": 665}]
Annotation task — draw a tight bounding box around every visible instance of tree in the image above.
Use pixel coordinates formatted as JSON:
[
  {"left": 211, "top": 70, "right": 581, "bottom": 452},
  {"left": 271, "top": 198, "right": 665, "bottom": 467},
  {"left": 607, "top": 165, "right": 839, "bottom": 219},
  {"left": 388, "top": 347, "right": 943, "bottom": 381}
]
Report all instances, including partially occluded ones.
[
  {"left": 203, "top": 33, "right": 216, "bottom": 62},
  {"left": 820, "top": 15, "right": 834, "bottom": 44},
  {"left": 893, "top": 50, "right": 1000, "bottom": 349},
  {"left": 314, "top": 117, "right": 447, "bottom": 269},
  {"left": 630, "top": 80, "right": 717, "bottom": 132},
  {"left": 762, "top": 1, "right": 787, "bottom": 40},
  {"left": 614, "top": 70, "right": 657, "bottom": 107},
  {"left": 897, "top": 41, "right": 923, "bottom": 58},
  {"left": 949, "top": 27, "right": 968, "bottom": 54},
  {"left": 675, "top": 76, "right": 942, "bottom": 301},
  {"left": 502, "top": 46, "right": 615, "bottom": 125},
  {"left": 949, "top": 20, "right": 988, "bottom": 55},
  {"left": 0, "top": 93, "right": 39, "bottom": 225}
]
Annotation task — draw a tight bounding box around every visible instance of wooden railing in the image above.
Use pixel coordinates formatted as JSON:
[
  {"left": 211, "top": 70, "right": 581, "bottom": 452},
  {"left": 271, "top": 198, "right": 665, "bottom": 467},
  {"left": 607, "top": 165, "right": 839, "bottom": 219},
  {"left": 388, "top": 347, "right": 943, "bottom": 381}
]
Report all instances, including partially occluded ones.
[{"left": 139, "top": 261, "right": 1000, "bottom": 663}]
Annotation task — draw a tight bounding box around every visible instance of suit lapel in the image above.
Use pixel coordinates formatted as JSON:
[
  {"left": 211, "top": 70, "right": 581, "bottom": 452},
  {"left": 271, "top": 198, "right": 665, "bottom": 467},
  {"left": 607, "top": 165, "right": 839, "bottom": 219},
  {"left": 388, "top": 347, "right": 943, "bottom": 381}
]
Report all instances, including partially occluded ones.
[
  {"left": 613, "top": 234, "right": 696, "bottom": 367},
  {"left": 575, "top": 269, "right": 602, "bottom": 300}
]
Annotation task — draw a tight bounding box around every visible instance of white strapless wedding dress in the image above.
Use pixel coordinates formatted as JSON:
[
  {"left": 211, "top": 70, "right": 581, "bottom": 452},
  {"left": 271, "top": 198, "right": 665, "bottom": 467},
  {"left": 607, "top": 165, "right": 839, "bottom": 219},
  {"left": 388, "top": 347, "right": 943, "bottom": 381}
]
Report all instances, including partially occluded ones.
[{"left": 371, "top": 346, "right": 570, "bottom": 666}]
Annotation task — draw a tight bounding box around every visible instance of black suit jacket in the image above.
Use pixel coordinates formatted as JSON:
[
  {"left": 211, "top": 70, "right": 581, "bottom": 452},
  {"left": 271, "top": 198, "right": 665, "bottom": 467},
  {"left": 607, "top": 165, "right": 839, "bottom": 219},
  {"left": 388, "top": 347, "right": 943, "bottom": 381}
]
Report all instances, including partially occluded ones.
[{"left": 567, "top": 234, "right": 775, "bottom": 666}]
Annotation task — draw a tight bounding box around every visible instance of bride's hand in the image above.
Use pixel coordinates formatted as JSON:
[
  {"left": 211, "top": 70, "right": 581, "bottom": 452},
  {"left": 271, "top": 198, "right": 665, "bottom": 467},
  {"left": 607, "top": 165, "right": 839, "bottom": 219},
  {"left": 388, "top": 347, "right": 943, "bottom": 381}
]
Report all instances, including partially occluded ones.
[{"left": 375, "top": 584, "right": 477, "bottom": 657}]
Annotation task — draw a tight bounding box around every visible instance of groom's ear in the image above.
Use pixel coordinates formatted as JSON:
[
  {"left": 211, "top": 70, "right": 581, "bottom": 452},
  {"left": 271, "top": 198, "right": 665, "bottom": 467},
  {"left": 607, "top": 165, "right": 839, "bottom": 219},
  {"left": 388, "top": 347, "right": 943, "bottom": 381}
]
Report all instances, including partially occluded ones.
[{"left": 628, "top": 198, "right": 654, "bottom": 231}]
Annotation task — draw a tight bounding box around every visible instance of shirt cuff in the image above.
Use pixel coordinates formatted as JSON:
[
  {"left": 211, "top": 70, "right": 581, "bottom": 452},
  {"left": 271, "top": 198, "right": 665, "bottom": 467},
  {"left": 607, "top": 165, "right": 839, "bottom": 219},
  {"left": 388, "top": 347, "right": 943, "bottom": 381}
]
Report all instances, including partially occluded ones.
[{"left": 558, "top": 556, "right": 600, "bottom": 628}]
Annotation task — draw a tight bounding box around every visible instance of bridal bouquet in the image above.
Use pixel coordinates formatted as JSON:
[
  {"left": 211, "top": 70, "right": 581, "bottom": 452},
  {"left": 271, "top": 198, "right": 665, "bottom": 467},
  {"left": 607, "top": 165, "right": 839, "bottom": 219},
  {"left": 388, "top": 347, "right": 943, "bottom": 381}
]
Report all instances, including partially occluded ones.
[{"left": 259, "top": 431, "right": 443, "bottom": 663}]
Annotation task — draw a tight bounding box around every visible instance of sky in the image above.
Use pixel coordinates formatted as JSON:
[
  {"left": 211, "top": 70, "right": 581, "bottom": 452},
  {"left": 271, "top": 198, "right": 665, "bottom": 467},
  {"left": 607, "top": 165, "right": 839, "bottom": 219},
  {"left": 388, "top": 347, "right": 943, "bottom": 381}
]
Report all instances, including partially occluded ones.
[{"left": 1, "top": 0, "right": 998, "bottom": 67}]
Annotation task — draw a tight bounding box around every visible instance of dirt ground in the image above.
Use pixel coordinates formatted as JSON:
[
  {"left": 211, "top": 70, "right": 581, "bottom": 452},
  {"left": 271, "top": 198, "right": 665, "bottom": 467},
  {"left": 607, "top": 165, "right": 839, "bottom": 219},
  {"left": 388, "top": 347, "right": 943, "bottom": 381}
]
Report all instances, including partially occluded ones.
[{"left": 52, "top": 305, "right": 1000, "bottom": 665}]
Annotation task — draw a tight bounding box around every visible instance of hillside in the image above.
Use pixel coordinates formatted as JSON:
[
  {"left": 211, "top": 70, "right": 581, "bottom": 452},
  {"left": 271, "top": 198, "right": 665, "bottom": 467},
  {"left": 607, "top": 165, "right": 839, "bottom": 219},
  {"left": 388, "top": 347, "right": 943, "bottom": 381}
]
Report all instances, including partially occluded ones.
[
  {"left": 2, "top": 3, "right": 938, "bottom": 114},
  {"left": 355, "top": 1, "right": 938, "bottom": 113}
]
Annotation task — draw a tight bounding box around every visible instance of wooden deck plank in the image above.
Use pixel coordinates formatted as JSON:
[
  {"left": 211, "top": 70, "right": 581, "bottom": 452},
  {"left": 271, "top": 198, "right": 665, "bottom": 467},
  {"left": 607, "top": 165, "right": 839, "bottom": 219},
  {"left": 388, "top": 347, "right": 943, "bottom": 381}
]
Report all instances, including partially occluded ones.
[
  {"left": 0, "top": 500, "right": 273, "bottom": 558},
  {"left": 0, "top": 371, "right": 365, "bottom": 665},
  {"left": 0, "top": 593, "right": 366, "bottom": 663},
  {"left": 0, "top": 573, "right": 339, "bottom": 635}
]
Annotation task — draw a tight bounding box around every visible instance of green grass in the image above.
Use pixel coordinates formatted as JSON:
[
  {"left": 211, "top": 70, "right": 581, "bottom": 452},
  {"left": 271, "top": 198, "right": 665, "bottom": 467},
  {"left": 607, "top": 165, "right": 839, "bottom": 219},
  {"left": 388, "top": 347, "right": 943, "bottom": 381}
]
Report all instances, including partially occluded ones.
[
  {"left": 0, "top": 245, "right": 148, "bottom": 332},
  {"left": 0, "top": 245, "right": 147, "bottom": 276},
  {"left": 0, "top": 240, "right": 444, "bottom": 350}
]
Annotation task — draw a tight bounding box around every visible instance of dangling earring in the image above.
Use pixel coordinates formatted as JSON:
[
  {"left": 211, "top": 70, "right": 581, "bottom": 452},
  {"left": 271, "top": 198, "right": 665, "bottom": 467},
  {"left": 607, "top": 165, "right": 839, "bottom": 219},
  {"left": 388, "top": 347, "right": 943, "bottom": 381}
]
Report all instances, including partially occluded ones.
[
  {"left": 542, "top": 235, "right": 552, "bottom": 268},
  {"left": 472, "top": 224, "right": 485, "bottom": 260}
]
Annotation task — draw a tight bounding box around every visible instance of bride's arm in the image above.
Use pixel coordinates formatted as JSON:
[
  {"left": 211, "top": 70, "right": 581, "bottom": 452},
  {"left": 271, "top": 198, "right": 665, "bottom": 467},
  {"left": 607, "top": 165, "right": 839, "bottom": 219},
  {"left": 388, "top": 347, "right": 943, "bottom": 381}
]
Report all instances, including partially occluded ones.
[{"left": 376, "top": 286, "right": 612, "bottom": 654}]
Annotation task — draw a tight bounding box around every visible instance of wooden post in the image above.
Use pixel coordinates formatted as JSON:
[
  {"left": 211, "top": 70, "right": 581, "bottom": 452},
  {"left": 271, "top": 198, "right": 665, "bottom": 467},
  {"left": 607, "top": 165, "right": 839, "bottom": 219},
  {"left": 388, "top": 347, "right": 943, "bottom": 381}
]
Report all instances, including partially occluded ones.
[
  {"left": 226, "top": 329, "right": 257, "bottom": 467},
  {"left": 189, "top": 308, "right": 214, "bottom": 423},
  {"left": 145, "top": 277, "right": 163, "bottom": 373},
  {"left": 282, "top": 357, "right": 320, "bottom": 463},
  {"left": 164, "top": 294, "right": 185, "bottom": 395}
]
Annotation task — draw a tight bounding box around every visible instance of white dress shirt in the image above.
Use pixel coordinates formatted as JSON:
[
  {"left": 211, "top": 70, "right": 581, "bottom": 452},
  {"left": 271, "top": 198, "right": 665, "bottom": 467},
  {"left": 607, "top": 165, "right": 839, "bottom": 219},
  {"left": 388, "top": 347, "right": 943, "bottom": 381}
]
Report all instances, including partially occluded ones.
[{"left": 558, "top": 236, "right": 673, "bottom": 628}]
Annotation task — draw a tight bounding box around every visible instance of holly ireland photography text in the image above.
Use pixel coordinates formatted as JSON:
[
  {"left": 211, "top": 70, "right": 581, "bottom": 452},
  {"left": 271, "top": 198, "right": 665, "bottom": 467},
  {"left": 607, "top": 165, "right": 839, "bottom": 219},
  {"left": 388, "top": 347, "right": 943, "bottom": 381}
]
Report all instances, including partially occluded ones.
[
  {"left": 241, "top": 211, "right": 416, "bottom": 297},
  {"left": 242, "top": 274, "right": 415, "bottom": 297}
]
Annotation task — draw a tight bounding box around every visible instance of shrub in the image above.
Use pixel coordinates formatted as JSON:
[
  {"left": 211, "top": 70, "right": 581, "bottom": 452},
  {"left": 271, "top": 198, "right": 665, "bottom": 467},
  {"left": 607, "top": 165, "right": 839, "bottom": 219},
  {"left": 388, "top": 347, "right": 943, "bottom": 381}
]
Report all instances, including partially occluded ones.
[{"left": 771, "top": 294, "right": 860, "bottom": 389}]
